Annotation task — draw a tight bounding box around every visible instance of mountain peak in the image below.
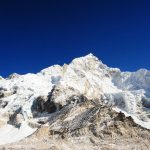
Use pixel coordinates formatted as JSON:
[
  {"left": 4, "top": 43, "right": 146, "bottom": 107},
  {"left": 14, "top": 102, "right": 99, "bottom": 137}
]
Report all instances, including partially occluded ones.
[
  {"left": 72, "top": 53, "right": 101, "bottom": 62},
  {"left": 83, "top": 53, "right": 97, "bottom": 59},
  {"left": 0, "top": 54, "right": 150, "bottom": 146}
]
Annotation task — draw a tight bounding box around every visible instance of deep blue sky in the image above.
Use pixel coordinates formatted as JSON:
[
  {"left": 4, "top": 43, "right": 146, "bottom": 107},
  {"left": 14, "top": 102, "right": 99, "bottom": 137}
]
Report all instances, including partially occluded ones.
[{"left": 0, "top": 0, "right": 150, "bottom": 77}]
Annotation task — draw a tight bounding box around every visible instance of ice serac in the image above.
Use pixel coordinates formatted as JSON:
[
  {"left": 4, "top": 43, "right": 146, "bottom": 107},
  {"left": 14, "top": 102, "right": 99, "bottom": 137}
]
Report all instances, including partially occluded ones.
[{"left": 0, "top": 53, "right": 150, "bottom": 145}]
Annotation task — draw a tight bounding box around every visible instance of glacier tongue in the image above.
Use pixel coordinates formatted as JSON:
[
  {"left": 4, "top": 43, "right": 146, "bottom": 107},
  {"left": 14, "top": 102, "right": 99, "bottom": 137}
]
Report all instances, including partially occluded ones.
[{"left": 0, "top": 53, "right": 150, "bottom": 145}]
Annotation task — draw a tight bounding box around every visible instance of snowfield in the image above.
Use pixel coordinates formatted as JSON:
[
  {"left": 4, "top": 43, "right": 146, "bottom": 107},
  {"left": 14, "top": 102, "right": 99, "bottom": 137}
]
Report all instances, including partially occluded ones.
[
  {"left": 0, "top": 122, "right": 37, "bottom": 145},
  {"left": 0, "top": 53, "right": 150, "bottom": 145}
]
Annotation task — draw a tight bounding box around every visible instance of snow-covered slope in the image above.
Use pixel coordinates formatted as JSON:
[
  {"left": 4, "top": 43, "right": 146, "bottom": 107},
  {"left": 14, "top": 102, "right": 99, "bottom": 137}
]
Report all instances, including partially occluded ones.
[{"left": 0, "top": 53, "right": 150, "bottom": 145}]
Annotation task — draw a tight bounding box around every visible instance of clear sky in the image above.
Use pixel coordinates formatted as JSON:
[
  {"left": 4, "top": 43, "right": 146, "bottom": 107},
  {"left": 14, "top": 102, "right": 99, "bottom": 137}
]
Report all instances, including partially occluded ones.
[{"left": 0, "top": 0, "right": 150, "bottom": 77}]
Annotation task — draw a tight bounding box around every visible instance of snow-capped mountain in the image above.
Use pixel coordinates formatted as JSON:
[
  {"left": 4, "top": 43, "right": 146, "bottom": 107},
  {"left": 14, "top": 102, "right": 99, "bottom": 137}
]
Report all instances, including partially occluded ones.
[{"left": 0, "top": 53, "right": 150, "bottom": 146}]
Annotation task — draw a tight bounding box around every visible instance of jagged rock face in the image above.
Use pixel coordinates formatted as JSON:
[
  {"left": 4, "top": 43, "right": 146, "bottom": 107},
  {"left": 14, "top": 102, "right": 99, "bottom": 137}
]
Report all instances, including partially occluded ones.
[
  {"left": 0, "top": 54, "right": 150, "bottom": 147},
  {"left": 42, "top": 95, "right": 149, "bottom": 140}
]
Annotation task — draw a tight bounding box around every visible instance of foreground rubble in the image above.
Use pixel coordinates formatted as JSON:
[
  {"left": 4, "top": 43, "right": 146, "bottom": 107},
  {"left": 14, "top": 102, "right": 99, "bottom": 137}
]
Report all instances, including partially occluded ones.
[{"left": 2, "top": 96, "right": 150, "bottom": 150}]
